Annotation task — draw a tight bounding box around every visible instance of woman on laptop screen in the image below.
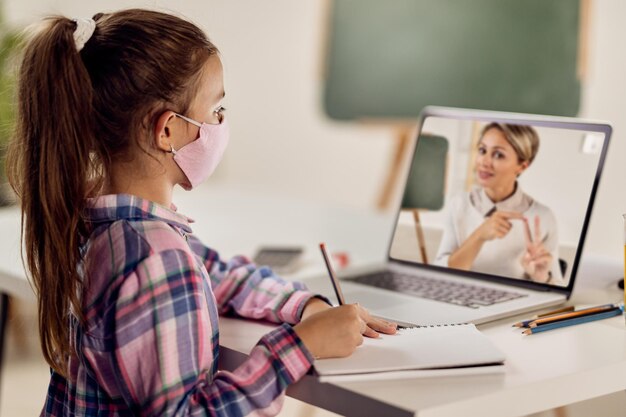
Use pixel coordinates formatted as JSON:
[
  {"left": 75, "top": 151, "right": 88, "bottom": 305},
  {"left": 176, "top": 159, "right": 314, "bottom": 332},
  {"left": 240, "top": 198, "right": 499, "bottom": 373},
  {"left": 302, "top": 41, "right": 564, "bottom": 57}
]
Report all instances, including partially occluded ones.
[{"left": 435, "top": 123, "right": 565, "bottom": 285}]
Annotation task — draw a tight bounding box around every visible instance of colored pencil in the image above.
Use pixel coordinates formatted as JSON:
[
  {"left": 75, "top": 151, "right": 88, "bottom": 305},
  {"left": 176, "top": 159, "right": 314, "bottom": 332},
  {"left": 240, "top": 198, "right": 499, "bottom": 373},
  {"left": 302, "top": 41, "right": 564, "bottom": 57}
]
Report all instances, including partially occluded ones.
[
  {"left": 528, "top": 303, "right": 620, "bottom": 328},
  {"left": 535, "top": 306, "right": 576, "bottom": 318},
  {"left": 512, "top": 306, "right": 576, "bottom": 328},
  {"left": 523, "top": 308, "right": 622, "bottom": 335}
]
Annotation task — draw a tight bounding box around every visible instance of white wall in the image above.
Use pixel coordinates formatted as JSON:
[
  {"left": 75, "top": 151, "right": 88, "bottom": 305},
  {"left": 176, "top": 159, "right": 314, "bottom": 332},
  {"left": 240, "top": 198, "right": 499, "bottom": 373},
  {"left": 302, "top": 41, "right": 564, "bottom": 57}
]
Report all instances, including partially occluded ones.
[
  {"left": 4, "top": 0, "right": 626, "bottom": 260},
  {"left": 579, "top": 0, "right": 626, "bottom": 259},
  {"left": 3, "top": 0, "right": 394, "bottom": 210}
]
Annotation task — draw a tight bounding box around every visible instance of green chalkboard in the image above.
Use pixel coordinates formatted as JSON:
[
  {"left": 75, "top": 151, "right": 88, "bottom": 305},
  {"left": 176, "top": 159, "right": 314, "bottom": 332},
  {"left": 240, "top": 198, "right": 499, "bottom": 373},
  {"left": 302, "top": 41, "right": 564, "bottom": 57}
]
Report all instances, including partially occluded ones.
[
  {"left": 401, "top": 134, "right": 448, "bottom": 211},
  {"left": 324, "top": 0, "right": 581, "bottom": 120}
]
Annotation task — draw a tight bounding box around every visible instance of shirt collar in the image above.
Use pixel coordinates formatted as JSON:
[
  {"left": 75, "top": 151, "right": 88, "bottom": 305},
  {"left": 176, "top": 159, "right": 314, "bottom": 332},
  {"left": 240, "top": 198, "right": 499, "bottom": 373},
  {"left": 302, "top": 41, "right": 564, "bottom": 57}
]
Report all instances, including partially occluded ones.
[
  {"left": 84, "top": 194, "right": 193, "bottom": 233},
  {"left": 469, "top": 182, "right": 533, "bottom": 216}
]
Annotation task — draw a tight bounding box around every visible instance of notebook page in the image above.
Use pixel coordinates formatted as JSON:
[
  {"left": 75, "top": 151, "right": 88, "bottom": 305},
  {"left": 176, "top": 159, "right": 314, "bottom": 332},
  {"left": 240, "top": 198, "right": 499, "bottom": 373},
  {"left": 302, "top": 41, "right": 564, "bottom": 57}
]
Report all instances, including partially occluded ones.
[{"left": 314, "top": 324, "right": 505, "bottom": 377}]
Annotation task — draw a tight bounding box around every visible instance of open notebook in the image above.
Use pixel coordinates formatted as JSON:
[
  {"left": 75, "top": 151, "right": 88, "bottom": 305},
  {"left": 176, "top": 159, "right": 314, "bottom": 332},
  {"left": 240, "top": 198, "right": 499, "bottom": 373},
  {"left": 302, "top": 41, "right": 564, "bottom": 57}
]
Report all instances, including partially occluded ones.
[{"left": 314, "top": 324, "right": 505, "bottom": 382}]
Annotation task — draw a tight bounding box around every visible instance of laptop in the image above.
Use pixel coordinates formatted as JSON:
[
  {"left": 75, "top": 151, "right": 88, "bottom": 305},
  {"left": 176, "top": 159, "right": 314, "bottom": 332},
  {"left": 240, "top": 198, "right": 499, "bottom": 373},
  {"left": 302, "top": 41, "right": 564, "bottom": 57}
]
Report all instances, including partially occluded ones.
[{"left": 309, "top": 106, "right": 612, "bottom": 326}]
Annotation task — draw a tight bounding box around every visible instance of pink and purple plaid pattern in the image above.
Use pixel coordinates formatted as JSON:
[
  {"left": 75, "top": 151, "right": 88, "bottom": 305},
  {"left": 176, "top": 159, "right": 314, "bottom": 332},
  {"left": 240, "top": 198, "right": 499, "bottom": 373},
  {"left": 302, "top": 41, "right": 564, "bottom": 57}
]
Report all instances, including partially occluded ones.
[{"left": 42, "top": 194, "right": 318, "bottom": 416}]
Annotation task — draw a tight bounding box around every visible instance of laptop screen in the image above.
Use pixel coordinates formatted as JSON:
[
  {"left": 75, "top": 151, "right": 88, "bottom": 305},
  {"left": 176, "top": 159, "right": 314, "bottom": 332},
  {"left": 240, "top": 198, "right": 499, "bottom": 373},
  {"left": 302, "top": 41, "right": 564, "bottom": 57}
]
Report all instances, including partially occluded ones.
[{"left": 389, "top": 107, "right": 611, "bottom": 291}]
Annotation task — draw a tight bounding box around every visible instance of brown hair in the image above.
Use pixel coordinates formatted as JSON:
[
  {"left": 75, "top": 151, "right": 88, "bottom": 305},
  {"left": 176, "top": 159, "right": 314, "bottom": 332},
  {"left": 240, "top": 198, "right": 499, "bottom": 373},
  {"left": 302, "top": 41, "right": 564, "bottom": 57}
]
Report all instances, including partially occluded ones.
[
  {"left": 480, "top": 122, "right": 540, "bottom": 164},
  {"left": 6, "top": 9, "right": 217, "bottom": 376}
]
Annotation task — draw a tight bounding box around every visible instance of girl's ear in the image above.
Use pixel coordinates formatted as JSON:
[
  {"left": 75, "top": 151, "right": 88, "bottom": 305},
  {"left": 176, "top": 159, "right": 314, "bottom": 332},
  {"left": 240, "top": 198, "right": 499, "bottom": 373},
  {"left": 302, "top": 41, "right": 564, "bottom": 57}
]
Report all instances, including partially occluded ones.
[{"left": 153, "top": 111, "right": 178, "bottom": 152}]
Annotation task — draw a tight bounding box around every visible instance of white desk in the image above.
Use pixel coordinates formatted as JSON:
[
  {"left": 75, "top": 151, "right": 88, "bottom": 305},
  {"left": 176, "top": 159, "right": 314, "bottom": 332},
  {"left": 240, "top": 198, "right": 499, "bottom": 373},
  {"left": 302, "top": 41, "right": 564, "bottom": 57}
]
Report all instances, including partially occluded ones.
[
  {"left": 216, "top": 255, "right": 625, "bottom": 417},
  {"left": 0, "top": 183, "right": 624, "bottom": 417}
]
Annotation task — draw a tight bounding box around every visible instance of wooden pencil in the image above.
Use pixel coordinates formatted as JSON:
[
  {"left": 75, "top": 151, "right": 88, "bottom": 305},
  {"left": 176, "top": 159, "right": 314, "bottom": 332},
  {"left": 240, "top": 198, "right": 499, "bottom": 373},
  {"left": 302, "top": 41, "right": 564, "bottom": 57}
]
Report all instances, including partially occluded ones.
[
  {"left": 528, "top": 304, "right": 619, "bottom": 328},
  {"left": 534, "top": 306, "right": 575, "bottom": 318},
  {"left": 512, "top": 306, "right": 575, "bottom": 328},
  {"left": 523, "top": 308, "right": 622, "bottom": 334}
]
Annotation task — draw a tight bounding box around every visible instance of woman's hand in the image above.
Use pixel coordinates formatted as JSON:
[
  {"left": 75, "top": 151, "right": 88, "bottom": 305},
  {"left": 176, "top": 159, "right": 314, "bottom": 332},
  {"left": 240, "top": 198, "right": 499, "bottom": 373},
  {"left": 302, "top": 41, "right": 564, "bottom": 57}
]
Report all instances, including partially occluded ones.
[
  {"left": 521, "top": 216, "right": 552, "bottom": 282},
  {"left": 294, "top": 304, "right": 397, "bottom": 359},
  {"left": 448, "top": 210, "right": 524, "bottom": 271},
  {"left": 475, "top": 210, "right": 524, "bottom": 242}
]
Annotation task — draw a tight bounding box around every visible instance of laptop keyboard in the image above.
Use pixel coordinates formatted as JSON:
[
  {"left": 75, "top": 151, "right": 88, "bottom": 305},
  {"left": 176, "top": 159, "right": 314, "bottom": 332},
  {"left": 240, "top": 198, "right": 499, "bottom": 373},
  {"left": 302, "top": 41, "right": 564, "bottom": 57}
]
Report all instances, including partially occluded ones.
[{"left": 347, "top": 271, "right": 526, "bottom": 309}]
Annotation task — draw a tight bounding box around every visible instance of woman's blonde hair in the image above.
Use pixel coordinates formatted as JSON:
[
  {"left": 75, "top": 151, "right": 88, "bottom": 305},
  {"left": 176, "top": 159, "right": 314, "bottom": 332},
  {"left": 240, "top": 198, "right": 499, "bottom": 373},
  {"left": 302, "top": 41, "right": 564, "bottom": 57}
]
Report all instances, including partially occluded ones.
[{"left": 481, "top": 122, "right": 540, "bottom": 164}]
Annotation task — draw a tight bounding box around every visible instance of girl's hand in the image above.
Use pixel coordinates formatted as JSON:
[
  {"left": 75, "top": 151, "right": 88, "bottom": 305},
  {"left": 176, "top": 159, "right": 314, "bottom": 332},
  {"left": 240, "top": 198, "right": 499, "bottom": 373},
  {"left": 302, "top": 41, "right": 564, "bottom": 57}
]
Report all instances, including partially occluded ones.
[
  {"left": 521, "top": 215, "right": 553, "bottom": 282},
  {"left": 475, "top": 211, "right": 524, "bottom": 242},
  {"left": 294, "top": 304, "right": 396, "bottom": 359}
]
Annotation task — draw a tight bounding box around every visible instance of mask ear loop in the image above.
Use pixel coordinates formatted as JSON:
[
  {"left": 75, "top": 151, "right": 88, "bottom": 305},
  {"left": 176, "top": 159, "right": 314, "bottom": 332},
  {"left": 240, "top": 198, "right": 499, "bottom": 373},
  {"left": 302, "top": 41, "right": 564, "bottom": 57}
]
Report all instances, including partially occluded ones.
[
  {"left": 170, "top": 113, "right": 201, "bottom": 156},
  {"left": 174, "top": 113, "right": 203, "bottom": 127}
]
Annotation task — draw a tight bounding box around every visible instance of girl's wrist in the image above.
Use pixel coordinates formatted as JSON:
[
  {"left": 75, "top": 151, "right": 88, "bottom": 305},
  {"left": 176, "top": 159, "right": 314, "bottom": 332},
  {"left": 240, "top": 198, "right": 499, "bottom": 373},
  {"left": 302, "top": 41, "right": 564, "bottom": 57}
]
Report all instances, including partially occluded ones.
[{"left": 300, "top": 297, "right": 332, "bottom": 321}]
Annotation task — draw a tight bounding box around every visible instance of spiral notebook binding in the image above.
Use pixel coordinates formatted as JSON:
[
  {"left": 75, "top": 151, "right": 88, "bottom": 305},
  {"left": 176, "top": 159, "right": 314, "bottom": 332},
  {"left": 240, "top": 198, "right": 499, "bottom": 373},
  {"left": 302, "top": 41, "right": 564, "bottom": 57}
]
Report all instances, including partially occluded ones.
[{"left": 402, "top": 322, "right": 469, "bottom": 330}]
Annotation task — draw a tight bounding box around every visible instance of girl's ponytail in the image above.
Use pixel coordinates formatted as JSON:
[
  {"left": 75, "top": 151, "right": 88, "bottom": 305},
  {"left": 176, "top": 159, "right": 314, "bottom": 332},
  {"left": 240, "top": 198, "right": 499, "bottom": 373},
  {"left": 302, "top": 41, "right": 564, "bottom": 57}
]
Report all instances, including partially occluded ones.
[
  {"left": 7, "top": 8, "right": 217, "bottom": 377},
  {"left": 6, "top": 17, "right": 96, "bottom": 376}
]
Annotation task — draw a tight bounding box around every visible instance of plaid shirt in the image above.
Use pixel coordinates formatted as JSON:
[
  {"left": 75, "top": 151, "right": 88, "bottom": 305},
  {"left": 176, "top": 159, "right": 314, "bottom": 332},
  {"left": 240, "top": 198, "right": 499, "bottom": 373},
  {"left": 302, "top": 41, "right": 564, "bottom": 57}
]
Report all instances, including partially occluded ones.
[{"left": 42, "top": 194, "right": 318, "bottom": 416}]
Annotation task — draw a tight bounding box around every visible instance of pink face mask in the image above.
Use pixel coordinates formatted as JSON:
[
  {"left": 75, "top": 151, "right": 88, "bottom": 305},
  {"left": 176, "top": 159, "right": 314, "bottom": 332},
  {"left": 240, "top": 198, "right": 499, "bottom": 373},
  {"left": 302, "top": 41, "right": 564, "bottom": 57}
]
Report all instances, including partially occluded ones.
[{"left": 170, "top": 113, "right": 229, "bottom": 190}]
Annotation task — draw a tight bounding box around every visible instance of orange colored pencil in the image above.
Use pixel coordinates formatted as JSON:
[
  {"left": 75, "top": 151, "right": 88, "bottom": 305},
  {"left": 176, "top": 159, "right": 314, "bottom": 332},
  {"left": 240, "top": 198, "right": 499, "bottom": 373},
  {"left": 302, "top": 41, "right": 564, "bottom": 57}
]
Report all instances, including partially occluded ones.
[
  {"left": 534, "top": 306, "right": 575, "bottom": 318},
  {"left": 528, "top": 304, "right": 618, "bottom": 328},
  {"left": 512, "top": 306, "right": 576, "bottom": 328}
]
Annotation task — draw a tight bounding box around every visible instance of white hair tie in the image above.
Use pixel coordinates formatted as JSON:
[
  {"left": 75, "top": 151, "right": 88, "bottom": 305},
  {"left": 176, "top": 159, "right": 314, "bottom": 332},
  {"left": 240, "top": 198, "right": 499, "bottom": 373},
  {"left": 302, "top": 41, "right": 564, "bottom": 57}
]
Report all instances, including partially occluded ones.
[{"left": 73, "top": 18, "right": 96, "bottom": 52}]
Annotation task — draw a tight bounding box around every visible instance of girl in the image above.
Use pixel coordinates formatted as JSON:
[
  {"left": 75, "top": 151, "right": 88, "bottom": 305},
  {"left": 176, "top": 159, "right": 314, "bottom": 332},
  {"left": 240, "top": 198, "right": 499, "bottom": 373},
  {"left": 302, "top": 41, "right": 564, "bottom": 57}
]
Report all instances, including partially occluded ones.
[{"left": 6, "top": 9, "right": 396, "bottom": 416}]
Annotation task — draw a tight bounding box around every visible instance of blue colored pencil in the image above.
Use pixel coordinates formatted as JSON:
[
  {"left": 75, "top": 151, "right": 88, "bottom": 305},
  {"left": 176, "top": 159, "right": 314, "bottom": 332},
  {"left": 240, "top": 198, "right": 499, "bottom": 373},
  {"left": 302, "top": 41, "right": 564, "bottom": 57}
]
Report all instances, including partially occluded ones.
[{"left": 523, "top": 308, "right": 623, "bottom": 335}]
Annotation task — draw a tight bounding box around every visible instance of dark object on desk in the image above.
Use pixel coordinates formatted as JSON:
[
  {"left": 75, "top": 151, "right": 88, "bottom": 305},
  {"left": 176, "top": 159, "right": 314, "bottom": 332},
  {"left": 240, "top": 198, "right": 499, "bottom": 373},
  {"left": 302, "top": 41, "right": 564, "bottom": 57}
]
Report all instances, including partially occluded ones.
[
  {"left": 253, "top": 246, "right": 303, "bottom": 274},
  {"left": 324, "top": 0, "right": 584, "bottom": 120},
  {"left": 619, "top": 278, "right": 624, "bottom": 289}
]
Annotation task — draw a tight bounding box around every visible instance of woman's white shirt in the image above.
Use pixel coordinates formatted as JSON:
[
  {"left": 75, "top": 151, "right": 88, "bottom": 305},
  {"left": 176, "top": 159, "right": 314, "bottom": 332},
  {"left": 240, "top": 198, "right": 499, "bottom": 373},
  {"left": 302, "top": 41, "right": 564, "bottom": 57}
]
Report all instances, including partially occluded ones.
[{"left": 435, "top": 184, "right": 565, "bottom": 285}]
